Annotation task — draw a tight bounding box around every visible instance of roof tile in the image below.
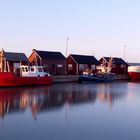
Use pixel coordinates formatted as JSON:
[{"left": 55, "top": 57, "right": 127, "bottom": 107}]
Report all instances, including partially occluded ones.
[
  {"left": 70, "top": 54, "right": 98, "bottom": 64},
  {"left": 35, "top": 49, "right": 66, "bottom": 60},
  {"left": 5, "top": 52, "right": 28, "bottom": 62}
]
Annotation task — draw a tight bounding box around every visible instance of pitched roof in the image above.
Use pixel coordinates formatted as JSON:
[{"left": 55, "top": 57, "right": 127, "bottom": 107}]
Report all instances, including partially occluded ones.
[
  {"left": 5, "top": 52, "right": 28, "bottom": 62},
  {"left": 104, "top": 57, "right": 127, "bottom": 64},
  {"left": 70, "top": 54, "right": 98, "bottom": 64},
  {"left": 34, "top": 49, "right": 66, "bottom": 60}
]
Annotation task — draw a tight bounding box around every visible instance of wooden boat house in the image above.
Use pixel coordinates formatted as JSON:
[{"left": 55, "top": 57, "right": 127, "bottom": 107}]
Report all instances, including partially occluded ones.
[
  {"left": 98, "top": 57, "right": 128, "bottom": 74},
  {"left": 66, "top": 54, "right": 99, "bottom": 75},
  {"left": 29, "top": 49, "right": 66, "bottom": 75},
  {"left": 0, "top": 49, "right": 28, "bottom": 74}
]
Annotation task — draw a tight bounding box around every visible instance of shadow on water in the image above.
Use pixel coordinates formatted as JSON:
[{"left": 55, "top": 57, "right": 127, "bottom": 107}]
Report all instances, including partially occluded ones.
[{"left": 0, "top": 82, "right": 129, "bottom": 119}]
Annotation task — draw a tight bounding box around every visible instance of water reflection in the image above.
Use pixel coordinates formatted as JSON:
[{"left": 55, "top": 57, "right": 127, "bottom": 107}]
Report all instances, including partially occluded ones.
[{"left": 0, "top": 83, "right": 129, "bottom": 119}]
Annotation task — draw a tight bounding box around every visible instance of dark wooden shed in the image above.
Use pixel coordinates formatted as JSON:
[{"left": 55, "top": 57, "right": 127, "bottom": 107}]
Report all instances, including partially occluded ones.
[
  {"left": 0, "top": 49, "right": 28, "bottom": 74},
  {"left": 66, "top": 54, "right": 99, "bottom": 75},
  {"left": 98, "top": 57, "right": 128, "bottom": 74},
  {"left": 29, "top": 49, "right": 66, "bottom": 75}
]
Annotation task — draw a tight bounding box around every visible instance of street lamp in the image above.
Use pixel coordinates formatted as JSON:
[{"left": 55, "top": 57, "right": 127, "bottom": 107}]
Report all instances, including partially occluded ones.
[
  {"left": 65, "top": 37, "right": 69, "bottom": 75},
  {"left": 123, "top": 45, "right": 126, "bottom": 61},
  {"left": 123, "top": 45, "right": 127, "bottom": 74},
  {"left": 66, "top": 37, "right": 69, "bottom": 58}
]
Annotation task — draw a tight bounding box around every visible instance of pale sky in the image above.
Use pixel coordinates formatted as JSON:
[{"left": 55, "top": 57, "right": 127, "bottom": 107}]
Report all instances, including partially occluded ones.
[{"left": 0, "top": 0, "right": 140, "bottom": 62}]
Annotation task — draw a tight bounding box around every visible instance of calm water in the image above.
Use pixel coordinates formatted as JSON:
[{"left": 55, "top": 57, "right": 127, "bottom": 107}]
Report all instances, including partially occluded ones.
[{"left": 0, "top": 82, "right": 140, "bottom": 140}]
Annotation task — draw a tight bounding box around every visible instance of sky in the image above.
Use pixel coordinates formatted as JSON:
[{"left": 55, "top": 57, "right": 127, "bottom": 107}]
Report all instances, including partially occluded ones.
[{"left": 0, "top": 0, "right": 140, "bottom": 62}]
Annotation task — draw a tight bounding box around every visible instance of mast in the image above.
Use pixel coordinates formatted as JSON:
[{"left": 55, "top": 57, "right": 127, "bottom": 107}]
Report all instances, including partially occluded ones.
[
  {"left": 107, "top": 57, "right": 113, "bottom": 73},
  {"left": 0, "top": 48, "right": 5, "bottom": 72}
]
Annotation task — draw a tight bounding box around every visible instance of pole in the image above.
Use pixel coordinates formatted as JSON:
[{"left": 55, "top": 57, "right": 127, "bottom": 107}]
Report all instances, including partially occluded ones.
[
  {"left": 123, "top": 46, "right": 127, "bottom": 74},
  {"left": 65, "top": 38, "right": 69, "bottom": 75},
  {"left": 124, "top": 46, "right": 126, "bottom": 61},
  {"left": 66, "top": 38, "right": 69, "bottom": 58}
]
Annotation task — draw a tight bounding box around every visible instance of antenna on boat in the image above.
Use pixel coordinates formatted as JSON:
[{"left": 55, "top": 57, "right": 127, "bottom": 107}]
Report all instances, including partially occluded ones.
[
  {"left": 108, "top": 56, "right": 113, "bottom": 73},
  {"left": 0, "top": 48, "right": 5, "bottom": 72}
]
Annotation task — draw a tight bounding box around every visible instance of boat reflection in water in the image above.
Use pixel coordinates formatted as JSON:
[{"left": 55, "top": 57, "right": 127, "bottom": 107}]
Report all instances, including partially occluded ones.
[
  {"left": 1, "top": 82, "right": 140, "bottom": 140},
  {"left": 0, "top": 83, "right": 128, "bottom": 120}
]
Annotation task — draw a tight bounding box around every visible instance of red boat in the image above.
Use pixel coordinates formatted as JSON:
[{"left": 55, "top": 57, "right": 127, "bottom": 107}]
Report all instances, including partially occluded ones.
[
  {"left": 128, "top": 66, "right": 140, "bottom": 81},
  {"left": 0, "top": 65, "right": 53, "bottom": 87}
]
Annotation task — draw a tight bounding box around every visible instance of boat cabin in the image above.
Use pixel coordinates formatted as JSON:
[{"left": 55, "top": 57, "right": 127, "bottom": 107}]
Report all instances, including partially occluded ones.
[{"left": 20, "top": 65, "right": 50, "bottom": 77}]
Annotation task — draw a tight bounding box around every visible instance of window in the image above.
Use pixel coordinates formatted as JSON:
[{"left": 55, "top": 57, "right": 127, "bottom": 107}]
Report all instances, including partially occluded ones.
[
  {"left": 31, "top": 68, "right": 34, "bottom": 72},
  {"left": 25, "top": 67, "right": 28, "bottom": 72},
  {"left": 14, "top": 63, "right": 20, "bottom": 68},
  {"left": 79, "top": 64, "right": 89, "bottom": 70},
  {"left": 79, "top": 64, "right": 84, "bottom": 70},
  {"left": 22, "top": 67, "right": 25, "bottom": 72},
  {"left": 121, "top": 64, "right": 125, "bottom": 68},
  {"left": 84, "top": 64, "right": 88, "bottom": 70},
  {"left": 38, "top": 68, "right": 43, "bottom": 72},
  {"left": 68, "top": 64, "right": 73, "bottom": 70},
  {"left": 91, "top": 65, "right": 96, "bottom": 70},
  {"left": 57, "top": 64, "right": 63, "bottom": 68}
]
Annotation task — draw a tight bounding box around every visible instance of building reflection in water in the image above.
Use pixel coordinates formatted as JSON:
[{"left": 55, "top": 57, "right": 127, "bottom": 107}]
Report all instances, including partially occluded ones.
[
  {"left": 0, "top": 83, "right": 127, "bottom": 119},
  {"left": 97, "top": 83, "right": 128, "bottom": 106}
]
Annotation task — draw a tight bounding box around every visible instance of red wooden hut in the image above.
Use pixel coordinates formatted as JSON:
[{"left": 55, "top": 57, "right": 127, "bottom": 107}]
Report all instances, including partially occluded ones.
[
  {"left": 29, "top": 49, "right": 66, "bottom": 75},
  {"left": 98, "top": 57, "right": 128, "bottom": 74},
  {"left": 0, "top": 49, "right": 28, "bottom": 74},
  {"left": 66, "top": 54, "right": 99, "bottom": 75}
]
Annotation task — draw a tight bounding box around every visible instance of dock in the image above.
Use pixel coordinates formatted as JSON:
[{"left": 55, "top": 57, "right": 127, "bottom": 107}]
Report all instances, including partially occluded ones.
[{"left": 53, "top": 74, "right": 130, "bottom": 83}]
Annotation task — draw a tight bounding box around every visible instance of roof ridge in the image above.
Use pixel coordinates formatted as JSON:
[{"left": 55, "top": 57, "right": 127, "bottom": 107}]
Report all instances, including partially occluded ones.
[
  {"left": 5, "top": 52, "right": 26, "bottom": 54},
  {"left": 35, "top": 49, "right": 62, "bottom": 53},
  {"left": 71, "top": 54, "right": 95, "bottom": 57}
]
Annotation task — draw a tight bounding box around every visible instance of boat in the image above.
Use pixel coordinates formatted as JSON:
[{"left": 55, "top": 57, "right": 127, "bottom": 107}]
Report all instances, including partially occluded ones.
[
  {"left": 78, "top": 72, "right": 114, "bottom": 83},
  {"left": 0, "top": 65, "right": 53, "bottom": 87},
  {"left": 128, "top": 66, "right": 140, "bottom": 81},
  {"left": 78, "top": 57, "right": 115, "bottom": 83}
]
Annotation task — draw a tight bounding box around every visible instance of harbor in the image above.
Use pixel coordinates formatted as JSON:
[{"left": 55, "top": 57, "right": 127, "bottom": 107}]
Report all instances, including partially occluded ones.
[
  {"left": 1, "top": 1, "right": 140, "bottom": 140},
  {"left": 1, "top": 82, "right": 140, "bottom": 140},
  {"left": 53, "top": 74, "right": 130, "bottom": 83},
  {"left": 0, "top": 48, "right": 133, "bottom": 86}
]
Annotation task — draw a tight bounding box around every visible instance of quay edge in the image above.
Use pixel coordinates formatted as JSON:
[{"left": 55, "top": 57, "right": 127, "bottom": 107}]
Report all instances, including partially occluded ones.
[{"left": 53, "top": 74, "right": 130, "bottom": 83}]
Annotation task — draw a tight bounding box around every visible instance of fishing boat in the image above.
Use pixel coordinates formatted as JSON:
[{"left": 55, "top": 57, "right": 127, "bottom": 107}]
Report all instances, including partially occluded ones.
[
  {"left": 0, "top": 65, "right": 53, "bottom": 87},
  {"left": 78, "top": 57, "right": 115, "bottom": 83},
  {"left": 78, "top": 72, "right": 114, "bottom": 83},
  {"left": 0, "top": 49, "right": 53, "bottom": 87},
  {"left": 128, "top": 66, "right": 140, "bottom": 81}
]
